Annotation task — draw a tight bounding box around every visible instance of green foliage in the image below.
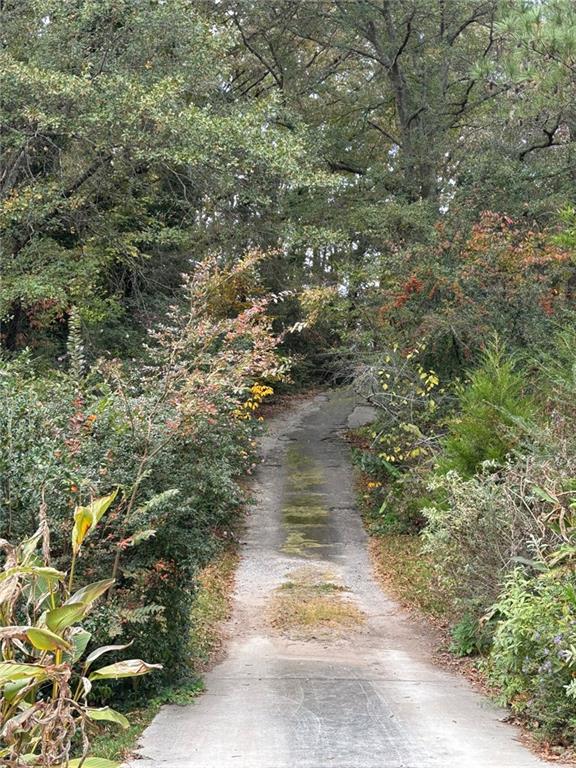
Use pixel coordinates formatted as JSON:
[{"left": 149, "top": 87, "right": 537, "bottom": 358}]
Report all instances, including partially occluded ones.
[
  {"left": 423, "top": 467, "right": 545, "bottom": 615},
  {"left": 0, "top": 0, "right": 319, "bottom": 355},
  {"left": 487, "top": 568, "right": 576, "bottom": 742},
  {"left": 361, "top": 464, "right": 432, "bottom": 536},
  {"left": 450, "top": 613, "right": 492, "bottom": 658},
  {"left": 359, "top": 317, "right": 576, "bottom": 744},
  {"left": 0, "top": 498, "right": 160, "bottom": 766},
  {"left": 352, "top": 344, "right": 450, "bottom": 534},
  {"left": 484, "top": 439, "right": 576, "bottom": 742},
  {"left": 0, "top": 254, "right": 284, "bottom": 703},
  {"left": 0, "top": 359, "right": 253, "bottom": 694},
  {"left": 7, "top": 0, "right": 576, "bottom": 753},
  {"left": 357, "top": 343, "right": 447, "bottom": 467},
  {"left": 536, "top": 322, "right": 576, "bottom": 414},
  {"left": 371, "top": 213, "right": 576, "bottom": 376},
  {"left": 440, "top": 341, "right": 536, "bottom": 476}
]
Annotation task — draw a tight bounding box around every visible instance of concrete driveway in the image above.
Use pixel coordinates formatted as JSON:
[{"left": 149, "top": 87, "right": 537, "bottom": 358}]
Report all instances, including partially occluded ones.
[{"left": 131, "top": 391, "right": 553, "bottom": 768}]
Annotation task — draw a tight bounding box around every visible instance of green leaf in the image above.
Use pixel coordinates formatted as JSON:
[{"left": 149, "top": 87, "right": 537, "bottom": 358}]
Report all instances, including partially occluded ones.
[
  {"left": 89, "top": 659, "right": 162, "bottom": 681},
  {"left": 86, "top": 706, "right": 130, "bottom": 729},
  {"left": 66, "top": 578, "right": 115, "bottom": 606},
  {"left": 72, "top": 490, "right": 118, "bottom": 554},
  {"left": 531, "top": 485, "right": 557, "bottom": 504},
  {"left": 565, "top": 583, "right": 576, "bottom": 607},
  {"left": 84, "top": 641, "right": 132, "bottom": 669},
  {"left": 0, "top": 565, "right": 65, "bottom": 584},
  {"left": 3, "top": 677, "right": 33, "bottom": 702},
  {"left": 0, "top": 662, "right": 47, "bottom": 684},
  {"left": 18, "top": 527, "right": 43, "bottom": 563},
  {"left": 27, "top": 627, "right": 72, "bottom": 652},
  {"left": 46, "top": 603, "right": 87, "bottom": 634},
  {"left": 124, "top": 529, "right": 156, "bottom": 547},
  {"left": 66, "top": 759, "right": 120, "bottom": 768},
  {"left": 67, "top": 627, "right": 92, "bottom": 663}
]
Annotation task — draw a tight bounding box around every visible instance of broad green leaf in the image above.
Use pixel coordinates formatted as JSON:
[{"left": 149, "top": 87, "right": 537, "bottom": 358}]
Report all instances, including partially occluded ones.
[
  {"left": 3, "top": 677, "right": 33, "bottom": 702},
  {"left": 27, "top": 627, "right": 72, "bottom": 652},
  {"left": 46, "top": 603, "right": 87, "bottom": 633},
  {"left": 18, "top": 527, "right": 43, "bottom": 563},
  {"left": 66, "top": 578, "right": 115, "bottom": 606},
  {"left": 84, "top": 641, "right": 132, "bottom": 669},
  {"left": 531, "top": 485, "right": 557, "bottom": 504},
  {"left": 0, "top": 565, "right": 65, "bottom": 583},
  {"left": 67, "top": 627, "right": 92, "bottom": 663},
  {"left": 0, "top": 662, "right": 47, "bottom": 684},
  {"left": 87, "top": 706, "right": 130, "bottom": 729},
  {"left": 89, "top": 659, "right": 162, "bottom": 681},
  {"left": 72, "top": 489, "right": 118, "bottom": 554}
]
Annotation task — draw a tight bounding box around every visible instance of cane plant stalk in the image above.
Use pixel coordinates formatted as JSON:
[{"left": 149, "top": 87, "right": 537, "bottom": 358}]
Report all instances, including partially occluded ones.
[{"left": 0, "top": 491, "right": 161, "bottom": 767}]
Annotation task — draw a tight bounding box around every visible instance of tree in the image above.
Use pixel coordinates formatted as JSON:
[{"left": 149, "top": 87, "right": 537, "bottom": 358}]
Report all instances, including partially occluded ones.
[
  {"left": 225, "top": 1, "right": 506, "bottom": 202},
  {"left": 0, "top": 0, "right": 314, "bottom": 354}
]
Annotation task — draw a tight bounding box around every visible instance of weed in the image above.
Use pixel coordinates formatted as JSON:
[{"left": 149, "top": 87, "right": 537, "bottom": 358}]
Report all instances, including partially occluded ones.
[{"left": 268, "top": 567, "right": 364, "bottom": 636}]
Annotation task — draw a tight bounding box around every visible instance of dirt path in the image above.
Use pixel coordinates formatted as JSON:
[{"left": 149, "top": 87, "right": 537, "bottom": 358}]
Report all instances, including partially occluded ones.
[{"left": 132, "top": 391, "right": 552, "bottom": 768}]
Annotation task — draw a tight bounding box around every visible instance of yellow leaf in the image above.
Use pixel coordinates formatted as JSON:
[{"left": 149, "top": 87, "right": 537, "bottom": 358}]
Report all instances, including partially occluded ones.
[
  {"left": 72, "top": 490, "right": 118, "bottom": 554},
  {"left": 27, "top": 627, "right": 71, "bottom": 652}
]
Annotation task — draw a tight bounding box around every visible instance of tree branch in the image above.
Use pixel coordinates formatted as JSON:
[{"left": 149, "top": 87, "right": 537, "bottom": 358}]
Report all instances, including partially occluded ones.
[
  {"left": 367, "top": 119, "right": 402, "bottom": 146},
  {"left": 519, "top": 117, "right": 562, "bottom": 160}
]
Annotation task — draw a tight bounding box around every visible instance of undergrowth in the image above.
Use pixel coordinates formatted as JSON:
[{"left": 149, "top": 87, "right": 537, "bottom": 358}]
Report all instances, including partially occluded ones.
[
  {"left": 90, "top": 681, "right": 204, "bottom": 761},
  {"left": 353, "top": 333, "right": 576, "bottom": 751},
  {"left": 92, "top": 546, "right": 238, "bottom": 761},
  {"left": 367, "top": 535, "right": 447, "bottom": 620},
  {"left": 268, "top": 566, "right": 364, "bottom": 637}
]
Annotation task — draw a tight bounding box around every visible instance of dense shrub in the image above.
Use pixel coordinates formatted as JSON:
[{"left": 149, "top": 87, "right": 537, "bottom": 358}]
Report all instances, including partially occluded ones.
[
  {"left": 366, "top": 467, "right": 433, "bottom": 535},
  {"left": 450, "top": 612, "right": 492, "bottom": 657},
  {"left": 356, "top": 323, "right": 576, "bottom": 748},
  {"left": 420, "top": 327, "right": 576, "bottom": 740},
  {"left": 488, "top": 568, "right": 576, "bottom": 743},
  {"left": 439, "top": 341, "right": 536, "bottom": 477},
  {"left": 353, "top": 344, "right": 449, "bottom": 533},
  {"left": 376, "top": 213, "right": 575, "bottom": 370},
  {"left": 0, "top": 366, "right": 249, "bottom": 699},
  {"left": 0, "top": 254, "right": 283, "bottom": 699},
  {"left": 422, "top": 462, "right": 561, "bottom": 617},
  {"left": 422, "top": 341, "right": 569, "bottom": 608}
]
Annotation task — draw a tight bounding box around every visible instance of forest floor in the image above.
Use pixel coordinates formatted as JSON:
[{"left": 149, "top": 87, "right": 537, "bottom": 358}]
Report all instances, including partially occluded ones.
[{"left": 128, "top": 390, "right": 556, "bottom": 768}]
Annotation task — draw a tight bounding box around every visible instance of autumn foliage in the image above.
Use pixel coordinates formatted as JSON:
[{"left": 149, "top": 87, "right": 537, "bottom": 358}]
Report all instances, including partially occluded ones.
[
  {"left": 377, "top": 213, "right": 575, "bottom": 366},
  {"left": 0, "top": 252, "right": 286, "bottom": 701}
]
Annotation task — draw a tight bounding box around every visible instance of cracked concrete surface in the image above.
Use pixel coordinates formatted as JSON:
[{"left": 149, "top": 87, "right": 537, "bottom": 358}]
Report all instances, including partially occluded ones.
[{"left": 130, "top": 390, "right": 553, "bottom": 768}]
